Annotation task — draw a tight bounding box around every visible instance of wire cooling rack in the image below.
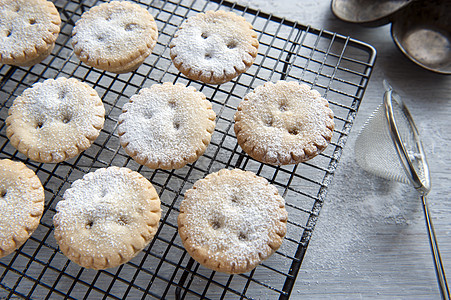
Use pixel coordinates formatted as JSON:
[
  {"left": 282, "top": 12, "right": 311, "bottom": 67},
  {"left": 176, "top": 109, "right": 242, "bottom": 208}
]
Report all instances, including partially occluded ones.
[{"left": 0, "top": 0, "right": 376, "bottom": 298}]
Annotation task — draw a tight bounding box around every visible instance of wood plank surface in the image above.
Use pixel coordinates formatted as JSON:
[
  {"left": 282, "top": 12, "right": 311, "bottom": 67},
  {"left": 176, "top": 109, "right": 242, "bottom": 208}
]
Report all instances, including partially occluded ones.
[{"left": 237, "top": 0, "right": 451, "bottom": 299}]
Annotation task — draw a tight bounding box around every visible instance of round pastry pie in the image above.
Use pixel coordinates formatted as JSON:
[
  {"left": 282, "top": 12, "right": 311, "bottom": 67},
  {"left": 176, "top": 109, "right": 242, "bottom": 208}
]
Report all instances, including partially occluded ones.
[
  {"left": 53, "top": 166, "right": 161, "bottom": 269},
  {"left": 0, "top": 159, "right": 44, "bottom": 258},
  {"left": 72, "top": 1, "right": 158, "bottom": 73},
  {"left": 178, "top": 168, "right": 287, "bottom": 274},
  {"left": 118, "top": 82, "right": 216, "bottom": 169},
  {"left": 234, "top": 81, "right": 335, "bottom": 165},
  {"left": 0, "top": 0, "right": 61, "bottom": 66},
  {"left": 170, "top": 10, "right": 259, "bottom": 84},
  {"left": 6, "top": 77, "right": 105, "bottom": 163}
]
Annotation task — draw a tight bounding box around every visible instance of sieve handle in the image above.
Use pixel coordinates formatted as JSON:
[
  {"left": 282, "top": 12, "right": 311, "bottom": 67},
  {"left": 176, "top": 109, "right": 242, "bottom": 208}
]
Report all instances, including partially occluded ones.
[{"left": 422, "top": 195, "right": 450, "bottom": 300}]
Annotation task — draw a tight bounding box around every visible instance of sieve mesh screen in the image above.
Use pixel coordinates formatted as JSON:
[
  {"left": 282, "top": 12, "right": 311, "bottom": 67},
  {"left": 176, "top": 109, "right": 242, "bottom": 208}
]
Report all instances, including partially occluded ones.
[{"left": 355, "top": 104, "right": 409, "bottom": 184}]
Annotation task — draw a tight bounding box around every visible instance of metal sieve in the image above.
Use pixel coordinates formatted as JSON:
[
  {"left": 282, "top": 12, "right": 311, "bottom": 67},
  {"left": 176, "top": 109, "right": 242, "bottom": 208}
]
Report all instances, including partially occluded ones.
[{"left": 355, "top": 81, "right": 450, "bottom": 299}]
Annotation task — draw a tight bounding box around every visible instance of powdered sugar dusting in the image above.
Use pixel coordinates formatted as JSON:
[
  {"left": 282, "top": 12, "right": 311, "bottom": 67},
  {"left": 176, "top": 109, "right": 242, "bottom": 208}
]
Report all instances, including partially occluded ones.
[
  {"left": 170, "top": 10, "right": 258, "bottom": 83},
  {"left": 72, "top": 1, "right": 157, "bottom": 65},
  {"left": 6, "top": 77, "right": 105, "bottom": 162},
  {"left": 299, "top": 157, "right": 418, "bottom": 282},
  {"left": 179, "top": 169, "right": 287, "bottom": 272},
  {"left": 0, "top": 0, "right": 60, "bottom": 61},
  {"left": 54, "top": 167, "right": 160, "bottom": 259},
  {"left": 118, "top": 82, "right": 216, "bottom": 169},
  {"left": 0, "top": 159, "right": 44, "bottom": 257},
  {"left": 234, "top": 81, "right": 335, "bottom": 165}
]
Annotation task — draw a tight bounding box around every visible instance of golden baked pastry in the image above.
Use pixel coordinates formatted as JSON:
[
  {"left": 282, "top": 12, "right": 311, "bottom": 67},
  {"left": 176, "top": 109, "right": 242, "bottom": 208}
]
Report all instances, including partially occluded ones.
[
  {"left": 0, "top": 159, "right": 44, "bottom": 258},
  {"left": 6, "top": 77, "right": 105, "bottom": 163},
  {"left": 72, "top": 1, "right": 158, "bottom": 73},
  {"left": 53, "top": 166, "right": 161, "bottom": 269},
  {"left": 178, "top": 168, "right": 287, "bottom": 274},
  {"left": 234, "top": 81, "right": 335, "bottom": 165},
  {"left": 170, "top": 10, "right": 259, "bottom": 84},
  {"left": 118, "top": 82, "right": 216, "bottom": 169}
]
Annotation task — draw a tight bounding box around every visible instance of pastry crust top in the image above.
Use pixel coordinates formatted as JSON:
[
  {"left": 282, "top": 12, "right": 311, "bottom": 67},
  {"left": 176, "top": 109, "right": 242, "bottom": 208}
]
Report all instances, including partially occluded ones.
[
  {"left": 118, "top": 82, "right": 216, "bottom": 170},
  {"left": 53, "top": 166, "right": 161, "bottom": 270},
  {"left": 0, "top": 0, "right": 61, "bottom": 66},
  {"left": 72, "top": 1, "right": 158, "bottom": 73},
  {"left": 170, "top": 10, "right": 259, "bottom": 84},
  {"left": 0, "top": 159, "right": 44, "bottom": 258},
  {"left": 6, "top": 77, "right": 105, "bottom": 163},
  {"left": 178, "top": 168, "right": 287, "bottom": 274},
  {"left": 234, "top": 81, "right": 335, "bottom": 165}
]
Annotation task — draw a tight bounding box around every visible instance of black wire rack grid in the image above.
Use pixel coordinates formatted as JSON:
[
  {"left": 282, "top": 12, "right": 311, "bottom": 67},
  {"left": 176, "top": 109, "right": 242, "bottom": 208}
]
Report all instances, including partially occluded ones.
[{"left": 0, "top": 0, "right": 376, "bottom": 299}]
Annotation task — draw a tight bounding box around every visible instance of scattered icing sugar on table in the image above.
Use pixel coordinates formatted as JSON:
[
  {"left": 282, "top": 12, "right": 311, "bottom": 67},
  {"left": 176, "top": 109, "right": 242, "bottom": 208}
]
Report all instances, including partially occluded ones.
[{"left": 299, "top": 156, "right": 420, "bottom": 276}]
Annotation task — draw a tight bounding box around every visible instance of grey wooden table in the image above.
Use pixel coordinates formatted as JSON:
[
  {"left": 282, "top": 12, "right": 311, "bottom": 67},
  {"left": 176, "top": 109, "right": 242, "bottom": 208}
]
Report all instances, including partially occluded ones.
[
  {"left": 237, "top": 0, "right": 451, "bottom": 298},
  {"left": 0, "top": 0, "right": 449, "bottom": 299}
]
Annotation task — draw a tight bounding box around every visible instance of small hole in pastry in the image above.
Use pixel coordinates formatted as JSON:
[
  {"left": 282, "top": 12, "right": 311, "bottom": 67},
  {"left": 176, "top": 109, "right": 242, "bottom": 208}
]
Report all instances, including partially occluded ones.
[
  {"left": 58, "top": 89, "right": 66, "bottom": 99},
  {"left": 118, "top": 216, "right": 128, "bottom": 226},
  {"left": 227, "top": 41, "right": 237, "bottom": 49},
  {"left": 173, "top": 121, "right": 180, "bottom": 130},
  {"left": 6, "top": 30, "right": 12, "bottom": 37},
  {"left": 144, "top": 111, "right": 153, "bottom": 119},
  {"left": 0, "top": 189, "right": 6, "bottom": 197},
  {"left": 125, "top": 23, "right": 138, "bottom": 31},
  {"left": 86, "top": 220, "right": 94, "bottom": 229},
  {"left": 205, "top": 53, "right": 212, "bottom": 59},
  {"left": 211, "top": 220, "right": 221, "bottom": 230},
  {"left": 36, "top": 121, "right": 44, "bottom": 129},
  {"left": 13, "top": 6, "right": 20, "bottom": 12},
  {"left": 288, "top": 128, "right": 299, "bottom": 135},
  {"left": 97, "top": 35, "right": 105, "bottom": 42},
  {"left": 238, "top": 232, "right": 248, "bottom": 241},
  {"left": 168, "top": 101, "right": 176, "bottom": 109},
  {"left": 62, "top": 115, "right": 71, "bottom": 124},
  {"left": 279, "top": 103, "right": 288, "bottom": 112},
  {"left": 263, "top": 115, "right": 274, "bottom": 127},
  {"left": 201, "top": 32, "right": 208, "bottom": 39},
  {"left": 29, "top": 19, "right": 36, "bottom": 25},
  {"left": 231, "top": 195, "right": 238, "bottom": 203}
]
